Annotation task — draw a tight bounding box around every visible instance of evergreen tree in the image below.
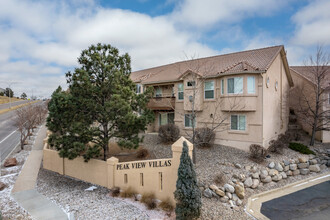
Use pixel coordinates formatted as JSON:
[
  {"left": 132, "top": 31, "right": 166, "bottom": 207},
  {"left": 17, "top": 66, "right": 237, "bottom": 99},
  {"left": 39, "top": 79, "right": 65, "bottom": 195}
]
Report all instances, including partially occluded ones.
[
  {"left": 5, "top": 88, "right": 13, "bottom": 97},
  {"left": 174, "top": 141, "right": 201, "bottom": 220},
  {"left": 47, "top": 44, "right": 154, "bottom": 161},
  {"left": 21, "top": 92, "right": 27, "bottom": 99}
]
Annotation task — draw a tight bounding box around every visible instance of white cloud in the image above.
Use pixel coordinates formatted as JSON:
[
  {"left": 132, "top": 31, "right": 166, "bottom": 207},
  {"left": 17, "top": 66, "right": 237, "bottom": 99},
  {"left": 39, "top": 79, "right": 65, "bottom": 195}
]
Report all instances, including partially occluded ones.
[{"left": 291, "top": 0, "right": 330, "bottom": 46}]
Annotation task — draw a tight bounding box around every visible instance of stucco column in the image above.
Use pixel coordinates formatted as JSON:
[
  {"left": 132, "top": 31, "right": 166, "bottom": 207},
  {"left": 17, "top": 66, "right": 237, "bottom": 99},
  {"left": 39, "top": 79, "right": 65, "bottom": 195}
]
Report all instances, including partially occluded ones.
[{"left": 107, "top": 157, "right": 119, "bottom": 189}]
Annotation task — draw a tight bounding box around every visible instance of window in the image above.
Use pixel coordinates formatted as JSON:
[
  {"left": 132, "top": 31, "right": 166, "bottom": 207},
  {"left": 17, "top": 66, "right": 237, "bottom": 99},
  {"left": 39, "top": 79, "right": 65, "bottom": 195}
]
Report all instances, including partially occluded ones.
[
  {"left": 231, "top": 115, "right": 246, "bottom": 131},
  {"left": 247, "top": 76, "right": 255, "bottom": 94},
  {"left": 227, "top": 77, "right": 243, "bottom": 94},
  {"left": 159, "top": 172, "right": 163, "bottom": 191},
  {"left": 221, "top": 79, "right": 224, "bottom": 95},
  {"left": 266, "top": 77, "right": 270, "bottom": 88},
  {"left": 328, "top": 93, "right": 330, "bottom": 104},
  {"left": 184, "top": 114, "right": 196, "bottom": 128},
  {"left": 136, "top": 84, "right": 142, "bottom": 94},
  {"left": 178, "top": 83, "right": 184, "bottom": 100},
  {"left": 159, "top": 112, "right": 174, "bottom": 126},
  {"left": 124, "top": 174, "right": 128, "bottom": 184},
  {"left": 140, "top": 173, "right": 144, "bottom": 186},
  {"left": 275, "top": 81, "right": 278, "bottom": 91},
  {"left": 155, "top": 87, "right": 162, "bottom": 97},
  {"left": 204, "top": 81, "right": 214, "bottom": 99},
  {"left": 187, "top": 81, "right": 195, "bottom": 87}
]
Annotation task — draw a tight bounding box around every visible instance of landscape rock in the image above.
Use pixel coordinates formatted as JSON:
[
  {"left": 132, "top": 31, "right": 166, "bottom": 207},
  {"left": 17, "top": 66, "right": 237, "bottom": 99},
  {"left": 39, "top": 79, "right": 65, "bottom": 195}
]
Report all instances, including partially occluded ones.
[
  {"left": 275, "top": 162, "right": 283, "bottom": 172},
  {"left": 292, "top": 169, "right": 300, "bottom": 176},
  {"left": 236, "top": 199, "right": 243, "bottom": 206},
  {"left": 4, "top": 158, "right": 17, "bottom": 167},
  {"left": 0, "top": 182, "right": 6, "bottom": 191},
  {"left": 268, "top": 169, "right": 278, "bottom": 176},
  {"left": 309, "top": 159, "right": 317, "bottom": 165},
  {"left": 298, "top": 163, "right": 309, "bottom": 169},
  {"left": 300, "top": 168, "right": 310, "bottom": 175},
  {"left": 284, "top": 165, "right": 289, "bottom": 172},
  {"left": 215, "top": 189, "right": 225, "bottom": 197},
  {"left": 226, "top": 192, "right": 232, "bottom": 199},
  {"left": 251, "top": 172, "right": 259, "bottom": 179},
  {"left": 260, "top": 169, "right": 268, "bottom": 179},
  {"left": 298, "top": 157, "right": 307, "bottom": 163},
  {"left": 283, "top": 160, "right": 290, "bottom": 166},
  {"left": 272, "top": 174, "right": 282, "bottom": 182},
  {"left": 251, "top": 166, "right": 258, "bottom": 173},
  {"left": 280, "top": 172, "right": 287, "bottom": 179},
  {"left": 320, "top": 164, "right": 327, "bottom": 170},
  {"left": 224, "top": 184, "right": 235, "bottom": 193},
  {"left": 261, "top": 176, "right": 272, "bottom": 183},
  {"left": 234, "top": 163, "right": 242, "bottom": 169},
  {"left": 245, "top": 165, "right": 251, "bottom": 171},
  {"left": 232, "top": 194, "right": 239, "bottom": 202},
  {"left": 309, "top": 164, "right": 321, "bottom": 172},
  {"left": 289, "top": 159, "right": 296, "bottom": 164},
  {"left": 220, "top": 196, "right": 229, "bottom": 203},
  {"left": 210, "top": 184, "right": 219, "bottom": 191},
  {"left": 268, "top": 162, "right": 275, "bottom": 169},
  {"left": 309, "top": 154, "right": 316, "bottom": 159},
  {"left": 229, "top": 200, "right": 235, "bottom": 208},
  {"left": 286, "top": 170, "right": 293, "bottom": 176},
  {"left": 289, "top": 164, "right": 297, "bottom": 171},
  {"left": 239, "top": 174, "right": 246, "bottom": 182},
  {"left": 244, "top": 177, "right": 253, "bottom": 188},
  {"left": 203, "top": 188, "right": 213, "bottom": 198},
  {"left": 234, "top": 184, "right": 245, "bottom": 199},
  {"left": 251, "top": 179, "right": 260, "bottom": 189}
]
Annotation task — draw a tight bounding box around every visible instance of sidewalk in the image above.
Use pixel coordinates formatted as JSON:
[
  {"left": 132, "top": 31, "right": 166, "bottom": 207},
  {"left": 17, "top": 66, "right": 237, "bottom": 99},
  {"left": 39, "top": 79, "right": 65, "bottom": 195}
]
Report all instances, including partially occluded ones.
[{"left": 11, "top": 125, "right": 68, "bottom": 220}]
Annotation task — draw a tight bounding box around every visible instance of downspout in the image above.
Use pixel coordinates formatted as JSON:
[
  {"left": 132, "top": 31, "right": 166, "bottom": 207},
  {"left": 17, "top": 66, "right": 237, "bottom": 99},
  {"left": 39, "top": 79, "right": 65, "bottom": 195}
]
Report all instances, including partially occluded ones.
[
  {"left": 280, "top": 60, "right": 283, "bottom": 129},
  {"left": 260, "top": 73, "right": 264, "bottom": 146}
]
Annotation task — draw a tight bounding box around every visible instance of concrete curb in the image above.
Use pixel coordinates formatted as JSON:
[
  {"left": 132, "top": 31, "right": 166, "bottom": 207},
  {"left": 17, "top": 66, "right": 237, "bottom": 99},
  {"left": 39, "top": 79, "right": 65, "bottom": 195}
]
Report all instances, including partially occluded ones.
[{"left": 246, "top": 171, "right": 330, "bottom": 219}]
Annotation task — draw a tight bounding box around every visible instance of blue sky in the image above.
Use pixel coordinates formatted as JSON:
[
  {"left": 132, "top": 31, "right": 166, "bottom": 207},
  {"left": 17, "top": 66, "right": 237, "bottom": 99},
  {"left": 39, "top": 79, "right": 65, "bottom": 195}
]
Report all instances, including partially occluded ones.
[{"left": 0, "top": 0, "right": 329, "bottom": 98}]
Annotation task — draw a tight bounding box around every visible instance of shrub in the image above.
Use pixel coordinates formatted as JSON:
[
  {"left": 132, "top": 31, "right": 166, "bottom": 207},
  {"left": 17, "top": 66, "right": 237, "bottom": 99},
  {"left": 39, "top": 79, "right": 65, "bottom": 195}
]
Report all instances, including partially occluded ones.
[
  {"left": 120, "top": 187, "right": 136, "bottom": 198},
  {"left": 141, "top": 193, "right": 157, "bottom": 209},
  {"left": 159, "top": 198, "right": 174, "bottom": 212},
  {"left": 268, "top": 139, "right": 285, "bottom": 154},
  {"left": 111, "top": 187, "right": 120, "bottom": 197},
  {"left": 214, "top": 172, "right": 227, "bottom": 185},
  {"left": 249, "top": 144, "right": 267, "bottom": 162},
  {"left": 136, "top": 148, "right": 149, "bottom": 159},
  {"left": 289, "top": 143, "right": 315, "bottom": 155},
  {"left": 158, "top": 124, "right": 180, "bottom": 143},
  {"left": 195, "top": 127, "right": 215, "bottom": 148},
  {"left": 174, "top": 141, "right": 201, "bottom": 219}
]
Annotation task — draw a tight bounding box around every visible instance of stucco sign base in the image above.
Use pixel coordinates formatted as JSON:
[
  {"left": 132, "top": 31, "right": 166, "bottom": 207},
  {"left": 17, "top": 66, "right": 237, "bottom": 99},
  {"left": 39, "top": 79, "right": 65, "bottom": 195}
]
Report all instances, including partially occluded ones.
[{"left": 246, "top": 172, "right": 330, "bottom": 220}]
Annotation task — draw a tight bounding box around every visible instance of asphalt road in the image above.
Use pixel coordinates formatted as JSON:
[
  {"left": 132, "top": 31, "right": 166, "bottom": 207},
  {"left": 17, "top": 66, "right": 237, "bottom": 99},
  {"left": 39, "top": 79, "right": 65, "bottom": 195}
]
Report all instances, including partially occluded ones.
[
  {"left": 0, "top": 99, "right": 30, "bottom": 111},
  {"left": 0, "top": 109, "right": 20, "bottom": 162}
]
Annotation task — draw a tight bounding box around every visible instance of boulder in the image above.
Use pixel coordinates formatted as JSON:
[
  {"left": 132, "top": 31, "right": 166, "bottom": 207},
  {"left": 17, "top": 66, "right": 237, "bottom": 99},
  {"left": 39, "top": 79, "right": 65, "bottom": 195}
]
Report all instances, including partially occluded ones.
[
  {"left": 236, "top": 199, "right": 243, "bottom": 206},
  {"left": 245, "top": 165, "right": 251, "bottom": 171},
  {"left": 309, "top": 164, "right": 321, "bottom": 172},
  {"left": 226, "top": 192, "right": 232, "bottom": 199},
  {"left": 251, "top": 166, "right": 258, "bottom": 173},
  {"left": 209, "top": 184, "right": 219, "bottom": 191},
  {"left": 275, "top": 163, "right": 283, "bottom": 172},
  {"left": 261, "top": 176, "right": 272, "bottom": 183},
  {"left": 326, "top": 160, "right": 330, "bottom": 167},
  {"left": 224, "top": 184, "right": 235, "bottom": 193},
  {"left": 251, "top": 179, "right": 260, "bottom": 189},
  {"left": 272, "top": 174, "right": 282, "bottom": 182},
  {"left": 283, "top": 160, "right": 290, "bottom": 166},
  {"left": 232, "top": 193, "right": 239, "bottom": 202},
  {"left": 300, "top": 168, "right": 310, "bottom": 175},
  {"left": 229, "top": 200, "right": 235, "bottom": 208},
  {"left": 260, "top": 169, "right": 268, "bottom": 179},
  {"left": 268, "top": 169, "right": 278, "bottom": 176},
  {"left": 0, "top": 182, "right": 6, "bottom": 191},
  {"left": 220, "top": 196, "right": 229, "bottom": 203},
  {"left": 286, "top": 170, "right": 293, "bottom": 176},
  {"left": 268, "top": 162, "right": 275, "bottom": 169},
  {"left": 289, "top": 164, "right": 297, "bottom": 171},
  {"left": 289, "top": 159, "right": 296, "bottom": 164},
  {"left": 309, "top": 154, "right": 316, "bottom": 160},
  {"left": 252, "top": 172, "right": 259, "bottom": 179},
  {"left": 239, "top": 174, "right": 246, "bottom": 182},
  {"left": 309, "top": 159, "right": 317, "bottom": 165},
  {"left": 292, "top": 169, "right": 300, "bottom": 176},
  {"left": 280, "top": 172, "right": 287, "bottom": 179},
  {"left": 298, "top": 163, "right": 309, "bottom": 169},
  {"left": 298, "top": 157, "right": 307, "bottom": 163},
  {"left": 320, "top": 164, "right": 327, "bottom": 170},
  {"left": 234, "top": 184, "right": 245, "bottom": 199},
  {"left": 284, "top": 165, "right": 289, "bottom": 172},
  {"left": 4, "top": 158, "right": 17, "bottom": 167},
  {"left": 203, "top": 188, "right": 213, "bottom": 198},
  {"left": 244, "top": 177, "right": 253, "bottom": 188},
  {"left": 234, "top": 163, "right": 242, "bottom": 169},
  {"left": 215, "top": 189, "right": 225, "bottom": 197}
]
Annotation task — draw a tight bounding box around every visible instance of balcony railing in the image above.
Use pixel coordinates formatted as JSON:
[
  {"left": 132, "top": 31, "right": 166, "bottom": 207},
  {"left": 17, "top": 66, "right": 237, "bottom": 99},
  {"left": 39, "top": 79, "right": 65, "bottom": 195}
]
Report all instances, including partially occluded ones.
[{"left": 147, "top": 95, "right": 175, "bottom": 110}]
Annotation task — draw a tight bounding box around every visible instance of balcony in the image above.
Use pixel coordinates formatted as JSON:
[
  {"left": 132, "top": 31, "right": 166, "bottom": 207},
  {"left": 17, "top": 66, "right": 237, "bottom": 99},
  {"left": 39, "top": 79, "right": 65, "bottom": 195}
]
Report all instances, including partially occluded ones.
[{"left": 147, "top": 95, "right": 175, "bottom": 110}]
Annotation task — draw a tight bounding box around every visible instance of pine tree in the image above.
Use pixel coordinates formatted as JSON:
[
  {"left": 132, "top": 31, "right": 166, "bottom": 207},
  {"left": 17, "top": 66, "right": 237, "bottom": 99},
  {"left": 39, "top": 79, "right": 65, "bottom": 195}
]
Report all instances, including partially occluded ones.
[
  {"left": 47, "top": 44, "right": 154, "bottom": 161},
  {"left": 174, "top": 141, "right": 201, "bottom": 220}
]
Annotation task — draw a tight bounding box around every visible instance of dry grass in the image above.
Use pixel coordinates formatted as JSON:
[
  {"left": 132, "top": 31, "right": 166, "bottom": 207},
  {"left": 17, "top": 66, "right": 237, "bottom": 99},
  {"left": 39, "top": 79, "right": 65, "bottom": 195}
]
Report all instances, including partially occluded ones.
[
  {"left": 214, "top": 172, "right": 227, "bottom": 185},
  {"left": 0, "top": 96, "right": 22, "bottom": 104},
  {"left": 159, "top": 198, "right": 174, "bottom": 212},
  {"left": 141, "top": 193, "right": 157, "bottom": 210},
  {"left": 136, "top": 148, "right": 149, "bottom": 159},
  {"left": 110, "top": 187, "right": 120, "bottom": 197},
  {"left": 120, "top": 187, "right": 137, "bottom": 198},
  {"left": 0, "top": 100, "right": 39, "bottom": 115}
]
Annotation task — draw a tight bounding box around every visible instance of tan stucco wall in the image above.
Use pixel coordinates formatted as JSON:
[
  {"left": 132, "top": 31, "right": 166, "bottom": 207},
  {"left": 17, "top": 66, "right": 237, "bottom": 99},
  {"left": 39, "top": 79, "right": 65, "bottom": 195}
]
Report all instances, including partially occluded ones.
[{"left": 262, "top": 54, "right": 290, "bottom": 147}]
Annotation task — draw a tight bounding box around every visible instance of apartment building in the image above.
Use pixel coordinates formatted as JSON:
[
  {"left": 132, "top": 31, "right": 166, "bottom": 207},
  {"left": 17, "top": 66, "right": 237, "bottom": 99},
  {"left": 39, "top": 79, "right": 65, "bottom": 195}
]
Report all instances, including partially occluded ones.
[
  {"left": 289, "top": 66, "right": 330, "bottom": 143},
  {"left": 131, "top": 45, "right": 294, "bottom": 151}
]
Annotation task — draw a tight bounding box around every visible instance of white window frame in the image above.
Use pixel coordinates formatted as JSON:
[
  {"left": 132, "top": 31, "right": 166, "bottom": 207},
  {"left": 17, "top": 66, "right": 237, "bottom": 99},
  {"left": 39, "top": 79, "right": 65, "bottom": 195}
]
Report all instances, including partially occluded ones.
[
  {"left": 204, "top": 80, "right": 215, "bottom": 99},
  {"left": 227, "top": 77, "right": 243, "bottom": 94},
  {"left": 178, "top": 83, "right": 184, "bottom": 100},
  {"left": 184, "top": 114, "right": 196, "bottom": 128},
  {"left": 230, "top": 114, "right": 246, "bottom": 131},
  {"left": 136, "top": 84, "right": 142, "bottom": 94},
  {"left": 247, "top": 76, "right": 255, "bottom": 94},
  {"left": 159, "top": 112, "right": 175, "bottom": 126},
  {"left": 187, "top": 81, "right": 196, "bottom": 87}
]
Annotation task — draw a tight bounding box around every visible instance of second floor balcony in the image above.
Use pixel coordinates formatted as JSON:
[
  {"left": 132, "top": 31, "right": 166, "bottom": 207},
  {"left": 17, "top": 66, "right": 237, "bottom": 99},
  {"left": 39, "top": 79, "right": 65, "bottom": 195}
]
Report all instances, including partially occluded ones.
[{"left": 147, "top": 93, "right": 175, "bottom": 110}]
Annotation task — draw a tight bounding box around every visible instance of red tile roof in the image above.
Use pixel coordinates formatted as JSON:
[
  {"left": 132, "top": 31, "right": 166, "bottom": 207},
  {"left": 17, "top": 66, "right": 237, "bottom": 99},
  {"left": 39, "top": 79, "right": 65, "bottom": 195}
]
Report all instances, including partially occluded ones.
[{"left": 290, "top": 66, "right": 330, "bottom": 89}]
